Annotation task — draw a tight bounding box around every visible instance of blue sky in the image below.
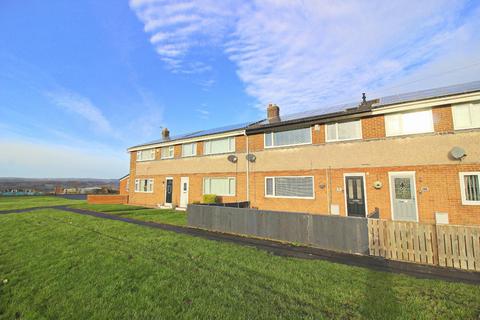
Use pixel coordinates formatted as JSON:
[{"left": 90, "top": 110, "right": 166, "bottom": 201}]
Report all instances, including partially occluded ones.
[{"left": 1, "top": 0, "right": 479, "bottom": 178}]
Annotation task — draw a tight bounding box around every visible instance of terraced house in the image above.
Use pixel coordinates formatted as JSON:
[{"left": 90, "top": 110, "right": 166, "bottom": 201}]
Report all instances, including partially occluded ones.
[{"left": 126, "top": 81, "right": 480, "bottom": 226}]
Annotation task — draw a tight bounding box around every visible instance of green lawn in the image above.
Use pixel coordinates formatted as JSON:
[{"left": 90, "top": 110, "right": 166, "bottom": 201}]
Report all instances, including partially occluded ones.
[
  {"left": 69, "top": 203, "right": 187, "bottom": 226},
  {"left": 0, "top": 199, "right": 479, "bottom": 319},
  {"left": 0, "top": 196, "right": 86, "bottom": 210}
]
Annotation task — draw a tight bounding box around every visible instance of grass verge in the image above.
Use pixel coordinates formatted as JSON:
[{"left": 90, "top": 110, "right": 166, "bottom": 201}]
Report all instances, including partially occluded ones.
[
  {"left": 0, "top": 196, "right": 85, "bottom": 210},
  {"left": 69, "top": 203, "right": 187, "bottom": 226},
  {"left": 1, "top": 209, "right": 479, "bottom": 319}
]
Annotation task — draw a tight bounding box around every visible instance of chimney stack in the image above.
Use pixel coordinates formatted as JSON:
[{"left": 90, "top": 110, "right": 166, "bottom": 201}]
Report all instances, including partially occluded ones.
[
  {"left": 162, "top": 127, "right": 170, "bottom": 140},
  {"left": 267, "top": 103, "right": 280, "bottom": 123}
]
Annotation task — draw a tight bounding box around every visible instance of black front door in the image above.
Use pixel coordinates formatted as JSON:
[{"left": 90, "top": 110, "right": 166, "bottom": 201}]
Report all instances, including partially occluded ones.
[
  {"left": 345, "top": 176, "right": 366, "bottom": 217},
  {"left": 165, "top": 179, "right": 173, "bottom": 204}
]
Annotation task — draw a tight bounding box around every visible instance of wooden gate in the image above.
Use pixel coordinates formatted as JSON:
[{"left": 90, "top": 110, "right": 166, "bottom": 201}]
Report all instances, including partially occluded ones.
[{"left": 368, "top": 219, "right": 480, "bottom": 271}]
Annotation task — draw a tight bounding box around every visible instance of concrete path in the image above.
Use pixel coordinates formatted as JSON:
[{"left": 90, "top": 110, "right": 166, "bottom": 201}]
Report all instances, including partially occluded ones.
[{"left": 1, "top": 205, "right": 479, "bottom": 285}]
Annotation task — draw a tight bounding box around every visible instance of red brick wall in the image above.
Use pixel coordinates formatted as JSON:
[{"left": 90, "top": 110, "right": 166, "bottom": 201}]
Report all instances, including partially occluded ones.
[
  {"left": 126, "top": 106, "right": 480, "bottom": 225},
  {"left": 362, "top": 115, "right": 386, "bottom": 140},
  {"left": 128, "top": 172, "right": 248, "bottom": 208},
  {"left": 247, "top": 163, "right": 480, "bottom": 225},
  {"left": 119, "top": 178, "right": 129, "bottom": 195},
  {"left": 88, "top": 195, "right": 129, "bottom": 204},
  {"left": 432, "top": 105, "right": 454, "bottom": 133},
  {"left": 312, "top": 125, "right": 325, "bottom": 144}
]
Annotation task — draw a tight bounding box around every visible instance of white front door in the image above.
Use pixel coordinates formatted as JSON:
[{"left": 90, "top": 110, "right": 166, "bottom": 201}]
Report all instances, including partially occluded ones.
[
  {"left": 180, "top": 177, "right": 189, "bottom": 208},
  {"left": 389, "top": 172, "right": 418, "bottom": 222}
]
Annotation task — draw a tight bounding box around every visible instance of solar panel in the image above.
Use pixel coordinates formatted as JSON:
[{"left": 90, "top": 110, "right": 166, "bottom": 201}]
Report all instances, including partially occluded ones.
[
  {"left": 130, "top": 121, "right": 252, "bottom": 148},
  {"left": 271, "top": 102, "right": 357, "bottom": 123},
  {"left": 130, "top": 80, "right": 480, "bottom": 149},
  {"left": 254, "top": 80, "right": 480, "bottom": 127},
  {"left": 378, "top": 81, "right": 480, "bottom": 106}
]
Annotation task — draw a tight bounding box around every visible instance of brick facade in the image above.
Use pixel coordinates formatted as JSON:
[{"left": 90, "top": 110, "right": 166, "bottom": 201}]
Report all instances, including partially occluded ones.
[
  {"left": 127, "top": 104, "right": 480, "bottom": 225},
  {"left": 119, "top": 177, "right": 129, "bottom": 195}
]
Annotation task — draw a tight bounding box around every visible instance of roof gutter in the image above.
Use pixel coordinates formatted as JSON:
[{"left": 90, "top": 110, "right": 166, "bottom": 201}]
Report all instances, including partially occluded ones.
[
  {"left": 246, "top": 109, "right": 373, "bottom": 134},
  {"left": 127, "top": 129, "right": 247, "bottom": 152}
]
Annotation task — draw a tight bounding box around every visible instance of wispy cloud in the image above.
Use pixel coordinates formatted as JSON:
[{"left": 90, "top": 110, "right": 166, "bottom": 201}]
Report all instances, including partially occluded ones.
[
  {"left": 45, "top": 89, "right": 116, "bottom": 135},
  {"left": 129, "top": 0, "right": 236, "bottom": 73},
  {"left": 130, "top": 0, "right": 480, "bottom": 114}
]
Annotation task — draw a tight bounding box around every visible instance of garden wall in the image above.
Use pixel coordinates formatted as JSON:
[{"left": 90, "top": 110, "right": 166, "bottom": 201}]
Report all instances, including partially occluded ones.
[{"left": 87, "top": 195, "right": 129, "bottom": 205}]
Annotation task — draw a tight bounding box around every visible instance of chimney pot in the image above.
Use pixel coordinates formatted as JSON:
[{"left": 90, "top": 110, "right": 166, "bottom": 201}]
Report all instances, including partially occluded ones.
[
  {"left": 162, "top": 127, "right": 170, "bottom": 140},
  {"left": 267, "top": 103, "right": 280, "bottom": 123}
]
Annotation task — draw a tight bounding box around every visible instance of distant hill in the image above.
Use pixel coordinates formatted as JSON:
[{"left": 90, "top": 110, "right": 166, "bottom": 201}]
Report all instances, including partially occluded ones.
[{"left": 0, "top": 178, "right": 119, "bottom": 193}]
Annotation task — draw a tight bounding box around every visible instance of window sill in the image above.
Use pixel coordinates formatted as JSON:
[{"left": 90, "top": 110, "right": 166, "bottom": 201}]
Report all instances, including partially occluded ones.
[
  {"left": 461, "top": 201, "right": 480, "bottom": 206},
  {"left": 385, "top": 130, "right": 434, "bottom": 138},
  {"left": 265, "top": 195, "right": 315, "bottom": 200},
  {"left": 325, "top": 137, "right": 362, "bottom": 143},
  {"left": 203, "top": 151, "right": 236, "bottom": 156},
  {"left": 264, "top": 142, "right": 313, "bottom": 150}
]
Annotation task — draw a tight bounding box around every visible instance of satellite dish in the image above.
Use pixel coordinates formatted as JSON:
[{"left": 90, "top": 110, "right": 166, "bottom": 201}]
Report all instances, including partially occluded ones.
[
  {"left": 227, "top": 155, "right": 238, "bottom": 163},
  {"left": 450, "top": 147, "right": 466, "bottom": 160},
  {"left": 246, "top": 154, "right": 256, "bottom": 162}
]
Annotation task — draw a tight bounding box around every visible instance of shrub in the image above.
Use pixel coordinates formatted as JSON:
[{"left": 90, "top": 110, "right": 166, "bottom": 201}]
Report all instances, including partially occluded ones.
[{"left": 202, "top": 194, "right": 217, "bottom": 204}]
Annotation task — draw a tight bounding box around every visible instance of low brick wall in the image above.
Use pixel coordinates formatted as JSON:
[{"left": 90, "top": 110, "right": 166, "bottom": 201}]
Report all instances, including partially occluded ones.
[{"left": 87, "top": 195, "right": 129, "bottom": 205}]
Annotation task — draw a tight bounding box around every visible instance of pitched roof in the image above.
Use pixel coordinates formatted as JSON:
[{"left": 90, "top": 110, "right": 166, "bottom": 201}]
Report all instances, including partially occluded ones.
[
  {"left": 128, "top": 80, "right": 480, "bottom": 149},
  {"left": 129, "top": 121, "right": 254, "bottom": 149},
  {"left": 248, "top": 80, "right": 480, "bottom": 131},
  {"left": 377, "top": 80, "right": 480, "bottom": 106}
]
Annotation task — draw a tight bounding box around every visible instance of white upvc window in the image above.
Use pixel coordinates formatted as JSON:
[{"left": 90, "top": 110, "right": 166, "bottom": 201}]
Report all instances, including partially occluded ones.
[
  {"left": 203, "top": 177, "right": 236, "bottom": 196},
  {"left": 459, "top": 172, "right": 480, "bottom": 205},
  {"left": 385, "top": 109, "right": 433, "bottom": 137},
  {"left": 204, "top": 137, "right": 235, "bottom": 155},
  {"left": 264, "top": 127, "right": 312, "bottom": 148},
  {"left": 126, "top": 180, "right": 129, "bottom": 192},
  {"left": 161, "top": 146, "right": 174, "bottom": 159},
  {"left": 182, "top": 143, "right": 197, "bottom": 157},
  {"left": 134, "top": 178, "right": 154, "bottom": 193},
  {"left": 136, "top": 149, "right": 155, "bottom": 161},
  {"left": 326, "top": 120, "right": 362, "bottom": 142},
  {"left": 385, "top": 109, "right": 434, "bottom": 137},
  {"left": 265, "top": 176, "right": 314, "bottom": 199},
  {"left": 452, "top": 102, "right": 480, "bottom": 130}
]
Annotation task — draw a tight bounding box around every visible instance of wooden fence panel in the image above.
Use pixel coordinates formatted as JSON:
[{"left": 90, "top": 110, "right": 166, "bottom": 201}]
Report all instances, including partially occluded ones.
[
  {"left": 368, "top": 219, "right": 480, "bottom": 271},
  {"left": 436, "top": 224, "right": 480, "bottom": 271}
]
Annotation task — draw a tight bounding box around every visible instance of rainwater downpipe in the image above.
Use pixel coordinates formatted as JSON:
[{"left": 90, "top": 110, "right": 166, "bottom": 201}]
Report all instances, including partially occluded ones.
[{"left": 245, "top": 131, "right": 250, "bottom": 203}]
